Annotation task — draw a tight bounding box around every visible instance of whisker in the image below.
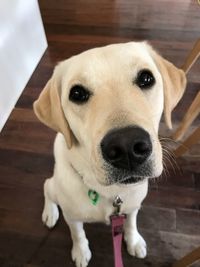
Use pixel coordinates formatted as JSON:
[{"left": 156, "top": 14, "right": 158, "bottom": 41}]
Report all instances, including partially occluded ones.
[{"left": 159, "top": 136, "right": 182, "bottom": 178}]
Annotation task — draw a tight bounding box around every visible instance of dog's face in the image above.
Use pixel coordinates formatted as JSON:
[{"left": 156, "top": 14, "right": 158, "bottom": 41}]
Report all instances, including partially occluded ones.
[{"left": 34, "top": 42, "right": 186, "bottom": 188}]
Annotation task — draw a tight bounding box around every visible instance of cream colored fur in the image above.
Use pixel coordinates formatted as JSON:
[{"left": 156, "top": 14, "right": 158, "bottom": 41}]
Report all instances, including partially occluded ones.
[{"left": 34, "top": 42, "right": 186, "bottom": 267}]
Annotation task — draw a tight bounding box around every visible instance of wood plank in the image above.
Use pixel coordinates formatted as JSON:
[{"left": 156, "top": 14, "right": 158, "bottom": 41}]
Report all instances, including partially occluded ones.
[
  {"left": 146, "top": 186, "right": 200, "bottom": 210},
  {"left": 0, "top": 120, "right": 55, "bottom": 154}
]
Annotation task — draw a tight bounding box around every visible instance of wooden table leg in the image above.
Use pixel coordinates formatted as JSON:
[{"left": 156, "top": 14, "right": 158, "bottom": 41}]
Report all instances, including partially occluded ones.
[
  {"left": 174, "top": 126, "right": 200, "bottom": 157},
  {"left": 182, "top": 39, "right": 200, "bottom": 74},
  {"left": 172, "top": 246, "right": 200, "bottom": 267},
  {"left": 172, "top": 91, "right": 200, "bottom": 141}
]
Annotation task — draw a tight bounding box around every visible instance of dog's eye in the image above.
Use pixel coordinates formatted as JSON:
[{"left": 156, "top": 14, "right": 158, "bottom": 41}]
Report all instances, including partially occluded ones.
[
  {"left": 136, "top": 70, "right": 155, "bottom": 89},
  {"left": 69, "top": 85, "right": 90, "bottom": 104}
]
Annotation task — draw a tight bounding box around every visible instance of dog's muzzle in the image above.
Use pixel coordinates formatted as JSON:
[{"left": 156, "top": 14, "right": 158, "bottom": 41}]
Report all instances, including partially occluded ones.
[{"left": 100, "top": 126, "right": 153, "bottom": 184}]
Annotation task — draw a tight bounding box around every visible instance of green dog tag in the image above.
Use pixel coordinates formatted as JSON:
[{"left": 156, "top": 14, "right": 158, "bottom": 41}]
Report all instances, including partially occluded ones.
[{"left": 88, "top": 190, "right": 100, "bottom": 205}]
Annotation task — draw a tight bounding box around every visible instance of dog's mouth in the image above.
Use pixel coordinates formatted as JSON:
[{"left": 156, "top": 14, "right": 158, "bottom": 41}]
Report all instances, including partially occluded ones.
[
  {"left": 104, "top": 160, "right": 153, "bottom": 186},
  {"left": 107, "top": 175, "right": 147, "bottom": 185},
  {"left": 117, "top": 175, "right": 146, "bottom": 184}
]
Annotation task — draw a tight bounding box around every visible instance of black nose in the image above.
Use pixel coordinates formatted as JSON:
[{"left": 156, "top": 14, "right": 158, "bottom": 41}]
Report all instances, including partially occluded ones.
[{"left": 101, "top": 127, "right": 152, "bottom": 170}]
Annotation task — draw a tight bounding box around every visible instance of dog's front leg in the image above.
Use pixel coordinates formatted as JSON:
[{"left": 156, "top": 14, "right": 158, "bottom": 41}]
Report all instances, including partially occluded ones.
[
  {"left": 124, "top": 209, "right": 147, "bottom": 258},
  {"left": 64, "top": 217, "right": 92, "bottom": 267}
]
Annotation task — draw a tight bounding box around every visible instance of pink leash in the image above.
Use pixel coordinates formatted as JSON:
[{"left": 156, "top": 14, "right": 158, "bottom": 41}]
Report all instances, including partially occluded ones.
[
  {"left": 88, "top": 192, "right": 126, "bottom": 267},
  {"left": 110, "top": 196, "right": 126, "bottom": 267}
]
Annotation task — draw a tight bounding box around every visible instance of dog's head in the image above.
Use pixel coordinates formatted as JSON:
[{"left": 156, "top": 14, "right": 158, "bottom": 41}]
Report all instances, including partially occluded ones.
[{"left": 34, "top": 42, "right": 186, "bottom": 188}]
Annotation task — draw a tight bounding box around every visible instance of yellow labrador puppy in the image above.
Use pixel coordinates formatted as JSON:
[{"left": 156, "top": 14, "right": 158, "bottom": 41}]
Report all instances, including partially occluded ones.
[{"left": 34, "top": 42, "right": 186, "bottom": 267}]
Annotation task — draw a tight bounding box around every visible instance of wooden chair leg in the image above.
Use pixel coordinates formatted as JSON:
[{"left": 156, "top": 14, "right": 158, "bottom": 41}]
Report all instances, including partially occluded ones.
[
  {"left": 172, "top": 38, "right": 200, "bottom": 267},
  {"left": 174, "top": 126, "right": 200, "bottom": 157},
  {"left": 172, "top": 246, "right": 200, "bottom": 267},
  {"left": 182, "top": 38, "right": 200, "bottom": 74},
  {"left": 172, "top": 91, "right": 200, "bottom": 141}
]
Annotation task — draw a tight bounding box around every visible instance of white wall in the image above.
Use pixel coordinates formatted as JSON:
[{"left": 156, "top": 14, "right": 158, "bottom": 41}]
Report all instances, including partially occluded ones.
[{"left": 0, "top": 0, "right": 47, "bottom": 131}]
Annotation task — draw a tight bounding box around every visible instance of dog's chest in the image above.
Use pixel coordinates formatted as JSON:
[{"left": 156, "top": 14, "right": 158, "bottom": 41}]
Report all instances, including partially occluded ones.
[{"left": 58, "top": 185, "right": 141, "bottom": 224}]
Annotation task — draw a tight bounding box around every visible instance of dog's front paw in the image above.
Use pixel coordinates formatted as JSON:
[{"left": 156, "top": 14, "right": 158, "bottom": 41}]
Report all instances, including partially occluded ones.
[
  {"left": 125, "top": 232, "right": 147, "bottom": 259},
  {"left": 42, "top": 202, "right": 59, "bottom": 228},
  {"left": 72, "top": 240, "right": 92, "bottom": 267}
]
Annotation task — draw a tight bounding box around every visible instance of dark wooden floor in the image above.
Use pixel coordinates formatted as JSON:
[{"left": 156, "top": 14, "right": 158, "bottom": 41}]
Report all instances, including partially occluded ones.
[{"left": 0, "top": 1, "right": 200, "bottom": 266}]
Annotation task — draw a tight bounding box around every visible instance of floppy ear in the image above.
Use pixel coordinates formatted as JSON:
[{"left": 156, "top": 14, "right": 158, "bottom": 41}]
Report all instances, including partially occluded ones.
[
  {"left": 33, "top": 72, "right": 72, "bottom": 149},
  {"left": 153, "top": 54, "right": 187, "bottom": 129}
]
